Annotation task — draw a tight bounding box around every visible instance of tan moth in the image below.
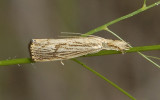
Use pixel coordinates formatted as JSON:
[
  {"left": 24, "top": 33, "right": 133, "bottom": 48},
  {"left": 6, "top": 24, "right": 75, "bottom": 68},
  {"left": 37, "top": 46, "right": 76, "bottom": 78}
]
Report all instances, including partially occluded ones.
[{"left": 30, "top": 35, "right": 130, "bottom": 62}]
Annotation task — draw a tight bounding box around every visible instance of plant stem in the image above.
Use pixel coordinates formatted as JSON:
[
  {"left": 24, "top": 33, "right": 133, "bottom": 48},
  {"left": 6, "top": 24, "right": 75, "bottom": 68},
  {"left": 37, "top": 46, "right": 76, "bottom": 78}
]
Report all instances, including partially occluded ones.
[
  {"left": 81, "top": 1, "right": 160, "bottom": 36},
  {"left": 0, "top": 58, "right": 33, "bottom": 66},
  {"left": 146, "top": 56, "right": 160, "bottom": 60},
  {"left": 72, "top": 58, "right": 136, "bottom": 100},
  {"left": 0, "top": 45, "right": 159, "bottom": 66}
]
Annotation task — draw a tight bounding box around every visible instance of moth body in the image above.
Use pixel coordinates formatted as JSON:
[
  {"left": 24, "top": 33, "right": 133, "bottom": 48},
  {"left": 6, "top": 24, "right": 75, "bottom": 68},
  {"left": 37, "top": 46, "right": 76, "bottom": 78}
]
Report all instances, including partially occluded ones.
[{"left": 30, "top": 36, "right": 129, "bottom": 62}]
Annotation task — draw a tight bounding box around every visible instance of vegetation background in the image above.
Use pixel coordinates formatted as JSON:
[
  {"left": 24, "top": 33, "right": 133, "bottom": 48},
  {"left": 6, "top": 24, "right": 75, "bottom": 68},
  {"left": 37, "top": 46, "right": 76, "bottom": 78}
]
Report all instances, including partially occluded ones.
[{"left": 0, "top": 0, "right": 160, "bottom": 100}]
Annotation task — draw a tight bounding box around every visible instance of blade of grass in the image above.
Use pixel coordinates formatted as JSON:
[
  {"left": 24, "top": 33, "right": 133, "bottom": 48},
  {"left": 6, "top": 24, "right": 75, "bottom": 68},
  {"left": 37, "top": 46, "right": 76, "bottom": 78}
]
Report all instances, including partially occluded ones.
[
  {"left": 138, "top": 52, "right": 160, "bottom": 68},
  {"left": 0, "top": 45, "right": 159, "bottom": 66},
  {"left": 81, "top": 1, "right": 160, "bottom": 36},
  {"left": 72, "top": 58, "right": 136, "bottom": 100},
  {"left": 146, "top": 55, "right": 160, "bottom": 60},
  {"left": 0, "top": 58, "right": 33, "bottom": 66}
]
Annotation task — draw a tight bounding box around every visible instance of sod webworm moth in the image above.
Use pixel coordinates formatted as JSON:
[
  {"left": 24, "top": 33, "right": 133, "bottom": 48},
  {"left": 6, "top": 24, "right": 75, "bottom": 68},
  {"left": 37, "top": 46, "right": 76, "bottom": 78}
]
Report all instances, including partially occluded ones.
[{"left": 30, "top": 35, "right": 130, "bottom": 62}]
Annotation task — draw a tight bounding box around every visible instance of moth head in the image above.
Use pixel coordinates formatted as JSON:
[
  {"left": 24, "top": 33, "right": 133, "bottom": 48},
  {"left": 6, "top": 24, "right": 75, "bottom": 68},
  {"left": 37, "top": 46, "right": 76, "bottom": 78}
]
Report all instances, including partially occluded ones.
[{"left": 102, "top": 40, "right": 130, "bottom": 52}]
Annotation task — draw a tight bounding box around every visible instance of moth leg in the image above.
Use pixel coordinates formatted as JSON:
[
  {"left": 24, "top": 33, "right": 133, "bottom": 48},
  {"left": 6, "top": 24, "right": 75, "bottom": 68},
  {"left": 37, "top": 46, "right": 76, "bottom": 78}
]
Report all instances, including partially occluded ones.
[{"left": 60, "top": 60, "right": 64, "bottom": 65}]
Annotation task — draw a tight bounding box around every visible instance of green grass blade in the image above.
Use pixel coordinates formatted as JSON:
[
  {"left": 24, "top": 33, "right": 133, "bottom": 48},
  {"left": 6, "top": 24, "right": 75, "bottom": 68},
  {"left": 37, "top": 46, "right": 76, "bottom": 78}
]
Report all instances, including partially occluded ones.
[
  {"left": 72, "top": 58, "right": 136, "bottom": 100},
  {"left": 0, "top": 45, "right": 159, "bottom": 66},
  {"left": 82, "top": 1, "right": 160, "bottom": 36},
  {"left": 0, "top": 58, "right": 33, "bottom": 66}
]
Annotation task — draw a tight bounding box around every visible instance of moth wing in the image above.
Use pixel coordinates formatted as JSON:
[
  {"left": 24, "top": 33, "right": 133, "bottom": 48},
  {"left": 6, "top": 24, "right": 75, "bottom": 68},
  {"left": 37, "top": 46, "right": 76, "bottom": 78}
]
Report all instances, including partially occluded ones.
[
  {"left": 30, "top": 38, "right": 102, "bottom": 62},
  {"left": 54, "top": 49, "right": 100, "bottom": 60},
  {"left": 31, "top": 49, "right": 100, "bottom": 62}
]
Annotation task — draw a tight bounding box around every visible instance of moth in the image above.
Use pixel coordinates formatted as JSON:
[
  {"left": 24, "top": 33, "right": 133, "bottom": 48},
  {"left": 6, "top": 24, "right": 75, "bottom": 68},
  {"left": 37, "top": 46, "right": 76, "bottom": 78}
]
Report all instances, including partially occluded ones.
[{"left": 30, "top": 35, "right": 130, "bottom": 62}]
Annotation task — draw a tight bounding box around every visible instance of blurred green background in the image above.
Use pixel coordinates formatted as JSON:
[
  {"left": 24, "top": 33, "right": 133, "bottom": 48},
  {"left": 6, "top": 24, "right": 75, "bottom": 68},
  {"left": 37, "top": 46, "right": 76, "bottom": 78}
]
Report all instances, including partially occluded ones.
[{"left": 0, "top": 0, "right": 160, "bottom": 100}]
